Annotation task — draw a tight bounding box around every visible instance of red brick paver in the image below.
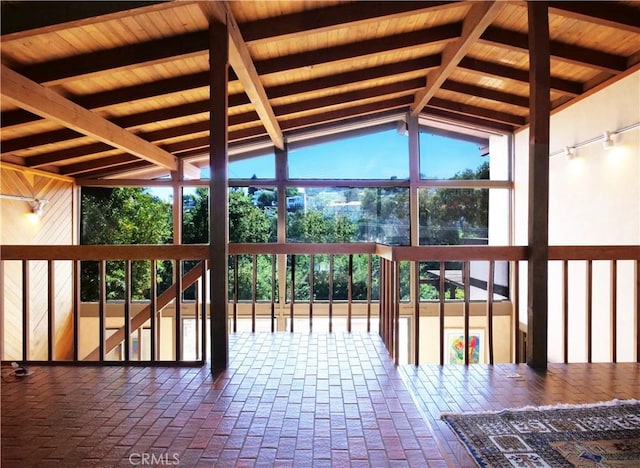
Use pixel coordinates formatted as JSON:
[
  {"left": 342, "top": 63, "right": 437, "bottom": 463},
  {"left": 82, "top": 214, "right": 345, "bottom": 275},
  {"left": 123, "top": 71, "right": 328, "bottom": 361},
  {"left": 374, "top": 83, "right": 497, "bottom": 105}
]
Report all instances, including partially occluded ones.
[{"left": 1, "top": 332, "right": 447, "bottom": 467}]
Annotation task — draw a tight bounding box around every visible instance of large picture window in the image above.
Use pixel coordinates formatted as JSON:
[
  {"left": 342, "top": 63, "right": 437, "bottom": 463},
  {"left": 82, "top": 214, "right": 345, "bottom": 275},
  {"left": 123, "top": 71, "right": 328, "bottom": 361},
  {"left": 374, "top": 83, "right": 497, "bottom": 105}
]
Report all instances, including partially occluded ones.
[{"left": 286, "top": 187, "right": 409, "bottom": 245}]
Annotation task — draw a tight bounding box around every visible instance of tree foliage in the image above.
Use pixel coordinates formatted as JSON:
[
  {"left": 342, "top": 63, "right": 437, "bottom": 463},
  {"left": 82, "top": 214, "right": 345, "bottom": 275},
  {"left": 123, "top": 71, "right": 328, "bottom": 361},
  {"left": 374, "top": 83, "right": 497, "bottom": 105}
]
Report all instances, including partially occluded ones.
[{"left": 80, "top": 187, "right": 172, "bottom": 301}]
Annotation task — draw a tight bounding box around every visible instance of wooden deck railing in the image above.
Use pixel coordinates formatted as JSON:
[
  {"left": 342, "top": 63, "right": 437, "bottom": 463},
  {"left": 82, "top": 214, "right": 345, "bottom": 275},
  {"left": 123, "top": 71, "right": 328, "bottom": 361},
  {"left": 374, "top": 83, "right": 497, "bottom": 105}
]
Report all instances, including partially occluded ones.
[
  {"left": 1, "top": 243, "right": 638, "bottom": 366},
  {"left": 0, "top": 245, "right": 208, "bottom": 365}
]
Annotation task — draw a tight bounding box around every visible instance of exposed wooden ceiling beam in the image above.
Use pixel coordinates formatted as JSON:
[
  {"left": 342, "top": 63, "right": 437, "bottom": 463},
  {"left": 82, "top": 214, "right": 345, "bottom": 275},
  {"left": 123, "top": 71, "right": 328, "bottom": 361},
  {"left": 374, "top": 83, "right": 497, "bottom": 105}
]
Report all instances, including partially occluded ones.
[
  {"left": 2, "top": 55, "right": 434, "bottom": 131},
  {"left": 61, "top": 155, "right": 139, "bottom": 176},
  {"left": 480, "top": 26, "right": 628, "bottom": 73},
  {"left": 21, "top": 78, "right": 426, "bottom": 165},
  {"left": 25, "top": 110, "right": 259, "bottom": 168},
  {"left": 240, "top": 1, "right": 458, "bottom": 43},
  {"left": 274, "top": 78, "right": 425, "bottom": 117},
  {"left": 3, "top": 93, "right": 252, "bottom": 154},
  {"left": 411, "top": 1, "right": 503, "bottom": 116},
  {"left": 0, "top": 1, "right": 175, "bottom": 39},
  {"left": 0, "top": 64, "right": 177, "bottom": 171},
  {"left": 422, "top": 107, "right": 515, "bottom": 133},
  {"left": 442, "top": 80, "right": 529, "bottom": 108},
  {"left": 549, "top": 2, "right": 640, "bottom": 34},
  {"left": 199, "top": 1, "right": 284, "bottom": 150},
  {"left": 458, "top": 57, "right": 583, "bottom": 96},
  {"left": 428, "top": 97, "right": 525, "bottom": 126},
  {"left": 72, "top": 160, "right": 152, "bottom": 180},
  {"left": 257, "top": 22, "right": 461, "bottom": 76},
  {"left": 268, "top": 55, "right": 441, "bottom": 99},
  {"left": 280, "top": 96, "right": 413, "bottom": 132},
  {"left": 14, "top": 30, "right": 209, "bottom": 87}
]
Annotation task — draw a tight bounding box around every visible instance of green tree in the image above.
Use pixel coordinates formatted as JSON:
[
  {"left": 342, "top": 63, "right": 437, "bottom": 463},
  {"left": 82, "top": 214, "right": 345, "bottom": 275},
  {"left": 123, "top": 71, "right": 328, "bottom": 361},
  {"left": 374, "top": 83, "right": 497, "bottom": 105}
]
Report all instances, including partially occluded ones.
[{"left": 80, "top": 187, "right": 172, "bottom": 301}]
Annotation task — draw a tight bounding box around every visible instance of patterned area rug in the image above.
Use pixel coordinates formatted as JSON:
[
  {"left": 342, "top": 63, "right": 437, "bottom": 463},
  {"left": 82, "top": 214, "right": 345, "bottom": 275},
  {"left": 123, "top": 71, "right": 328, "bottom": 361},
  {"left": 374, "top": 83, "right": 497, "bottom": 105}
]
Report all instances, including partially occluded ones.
[{"left": 442, "top": 399, "right": 640, "bottom": 467}]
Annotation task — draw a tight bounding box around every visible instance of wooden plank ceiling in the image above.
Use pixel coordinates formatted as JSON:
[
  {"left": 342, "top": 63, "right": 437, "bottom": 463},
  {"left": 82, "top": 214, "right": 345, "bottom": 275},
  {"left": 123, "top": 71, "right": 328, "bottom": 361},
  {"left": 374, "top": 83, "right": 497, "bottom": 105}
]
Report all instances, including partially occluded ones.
[{"left": 1, "top": 0, "right": 639, "bottom": 180}]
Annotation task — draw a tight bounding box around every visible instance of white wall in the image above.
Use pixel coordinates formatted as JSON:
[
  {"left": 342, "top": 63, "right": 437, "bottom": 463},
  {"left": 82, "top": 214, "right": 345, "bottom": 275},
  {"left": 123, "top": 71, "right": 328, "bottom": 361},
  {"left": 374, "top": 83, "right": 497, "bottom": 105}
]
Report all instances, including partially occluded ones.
[{"left": 514, "top": 71, "right": 640, "bottom": 362}]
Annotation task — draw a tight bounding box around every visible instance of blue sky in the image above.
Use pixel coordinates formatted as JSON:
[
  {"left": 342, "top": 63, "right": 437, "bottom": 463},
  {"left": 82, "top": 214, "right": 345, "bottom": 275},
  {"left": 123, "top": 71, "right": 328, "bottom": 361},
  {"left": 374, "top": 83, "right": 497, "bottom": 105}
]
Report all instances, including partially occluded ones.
[
  {"left": 225, "top": 128, "right": 484, "bottom": 180},
  {"left": 157, "top": 128, "right": 485, "bottom": 200}
]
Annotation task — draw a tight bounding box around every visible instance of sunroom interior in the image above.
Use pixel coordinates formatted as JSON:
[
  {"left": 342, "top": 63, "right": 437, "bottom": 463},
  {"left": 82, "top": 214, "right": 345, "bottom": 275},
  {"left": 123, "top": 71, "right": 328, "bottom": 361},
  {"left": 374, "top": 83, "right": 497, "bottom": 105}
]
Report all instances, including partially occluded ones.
[{"left": 1, "top": 2, "right": 638, "bottom": 376}]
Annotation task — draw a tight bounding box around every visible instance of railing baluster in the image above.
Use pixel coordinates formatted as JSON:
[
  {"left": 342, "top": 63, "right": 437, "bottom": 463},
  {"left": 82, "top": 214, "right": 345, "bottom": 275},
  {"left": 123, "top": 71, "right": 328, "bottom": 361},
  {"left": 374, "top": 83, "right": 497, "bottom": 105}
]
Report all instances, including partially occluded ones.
[
  {"left": 290, "top": 254, "right": 295, "bottom": 332},
  {"left": 150, "top": 260, "right": 157, "bottom": 362},
  {"left": 99, "top": 260, "right": 106, "bottom": 362},
  {"left": 22, "top": 260, "right": 29, "bottom": 361},
  {"left": 233, "top": 255, "right": 238, "bottom": 333},
  {"left": 486, "top": 261, "right": 495, "bottom": 365},
  {"left": 587, "top": 259, "right": 593, "bottom": 363},
  {"left": 439, "top": 262, "right": 445, "bottom": 366},
  {"left": 348, "top": 254, "right": 353, "bottom": 333},
  {"left": 201, "top": 261, "right": 207, "bottom": 362},
  {"left": 124, "top": 260, "right": 131, "bottom": 361},
  {"left": 611, "top": 259, "right": 617, "bottom": 363},
  {"left": 309, "top": 255, "right": 314, "bottom": 332},
  {"left": 380, "top": 259, "right": 385, "bottom": 346},
  {"left": 329, "top": 255, "right": 334, "bottom": 333},
  {"left": 73, "top": 260, "right": 80, "bottom": 361},
  {"left": 271, "top": 254, "right": 276, "bottom": 333},
  {"left": 48, "top": 260, "right": 55, "bottom": 361},
  {"left": 252, "top": 255, "right": 257, "bottom": 333},
  {"left": 394, "top": 261, "right": 400, "bottom": 365},
  {"left": 413, "top": 260, "right": 420, "bottom": 366},
  {"left": 563, "top": 260, "right": 569, "bottom": 364},
  {"left": 367, "top": 254, "right": 372, "bottom": 333},
  {"left": 175, "top": 259, "right": 182, "bottom": 361},
  {"left": 195, "top": 271, "right": 201, "bottom": 361},
  {"left": 463, "top": 261, "right": 470, "bottom": 366}
]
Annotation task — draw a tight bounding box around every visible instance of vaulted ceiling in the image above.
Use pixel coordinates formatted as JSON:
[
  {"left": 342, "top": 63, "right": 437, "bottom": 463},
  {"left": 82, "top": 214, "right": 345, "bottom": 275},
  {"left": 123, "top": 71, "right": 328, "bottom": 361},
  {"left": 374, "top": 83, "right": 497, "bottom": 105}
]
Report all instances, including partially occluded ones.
[{"left": 1, "top": 1, "right": 639, "bottom": 180}]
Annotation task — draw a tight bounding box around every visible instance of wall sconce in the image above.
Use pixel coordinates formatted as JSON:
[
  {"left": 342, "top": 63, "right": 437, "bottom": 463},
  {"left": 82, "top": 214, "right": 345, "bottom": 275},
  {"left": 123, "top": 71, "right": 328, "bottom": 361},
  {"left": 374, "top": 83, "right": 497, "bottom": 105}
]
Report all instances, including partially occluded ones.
[
  {"left": 30, "top": 199, "right": 47, "bottom": 216},
  {"left": 602, "top": 131, "right": 614, "bottom": 149},
  {"left": 0, "top": 193, "right": 48, "bottom": 217}
]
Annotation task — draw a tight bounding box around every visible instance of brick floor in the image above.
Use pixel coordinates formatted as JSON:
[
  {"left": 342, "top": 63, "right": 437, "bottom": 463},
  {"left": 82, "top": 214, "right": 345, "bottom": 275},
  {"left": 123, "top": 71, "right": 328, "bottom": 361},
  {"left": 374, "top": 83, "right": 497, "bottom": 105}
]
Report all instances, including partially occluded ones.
[{"left": 2, "top": 332, "right": 639, "bottom": 467}]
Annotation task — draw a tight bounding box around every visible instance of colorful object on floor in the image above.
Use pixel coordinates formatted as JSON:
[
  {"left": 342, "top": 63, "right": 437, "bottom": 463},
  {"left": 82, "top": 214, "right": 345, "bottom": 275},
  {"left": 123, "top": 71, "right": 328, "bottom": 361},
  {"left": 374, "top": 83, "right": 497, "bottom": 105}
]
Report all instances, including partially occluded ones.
[{"left": 442, "top": 399, "right": 640, "bottom": 467}]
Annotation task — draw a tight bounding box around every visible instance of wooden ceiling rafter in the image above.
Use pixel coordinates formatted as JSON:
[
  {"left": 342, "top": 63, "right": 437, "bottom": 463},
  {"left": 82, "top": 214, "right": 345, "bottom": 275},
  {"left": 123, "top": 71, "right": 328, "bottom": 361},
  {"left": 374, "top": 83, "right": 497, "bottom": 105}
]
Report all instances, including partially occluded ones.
[
  {"left": 0, "top": 1, "right": 178, "bottom": 40},
  {"left": 256, "top": 22, "right": 462, "bottom": 76},
  {"left": 548, "top": 2, "right": 640, "bottom": 33},
  {"left": 13, "top": 30, "right": 210, "bottom": 87},
  {"left": 70, "top": 81, "right": 422, "bottom": 161},
  {"left": 0, "top": 64, "right": 177, "bottom": 172},
  {"left": 458, "top": 57, "right": 583, "bottom": 96},
  {"left": 441, "top": 80, "right": 529, "bottom": 108},
  {"left": 1, "top": 70, "right": 240, "bottom": 131},
  {"left": 239, "top": 1, "right": 459, "bottom": 43},
  {"left": 411, "top": 1, "right": 503, "bottom": 116},
  {"left": 5, "top": 93, "right": 253, "bottom": 154},
  {"left": 428, "top": 97, "right": 525, "bottom": 126},
  {"left": 480, "top": 26, "right": 628, "bottom": 73},
  {"left": 422, "top": 107, "right": 515, "bottom": 134}
]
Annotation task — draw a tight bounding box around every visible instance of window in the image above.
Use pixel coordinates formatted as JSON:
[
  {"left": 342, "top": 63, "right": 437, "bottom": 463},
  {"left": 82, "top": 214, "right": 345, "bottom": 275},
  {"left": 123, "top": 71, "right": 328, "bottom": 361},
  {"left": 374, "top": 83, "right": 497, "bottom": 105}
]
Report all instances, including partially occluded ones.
[
  {"left": 286, "top": 187, "right": 409, "bottom": 245},
  {"left": 419, "top": 130, "right": 489, "bottom": 180},
  {"left": 288, "top": 127, "right": 409, "bottom": 180}
]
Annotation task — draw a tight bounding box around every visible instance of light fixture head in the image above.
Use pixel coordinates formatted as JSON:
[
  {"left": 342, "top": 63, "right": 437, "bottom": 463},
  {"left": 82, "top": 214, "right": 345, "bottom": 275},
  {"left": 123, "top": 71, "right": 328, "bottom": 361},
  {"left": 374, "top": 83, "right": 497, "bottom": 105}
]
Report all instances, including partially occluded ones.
[
  {"left": 564, "top": 146, "right": 575, "bottom": 159},
  {"left": 603, "top": 131, "right": 614, "bottom": 149},
  {"left": 30, "top": 199, "right": 47, "bottom": 217}
]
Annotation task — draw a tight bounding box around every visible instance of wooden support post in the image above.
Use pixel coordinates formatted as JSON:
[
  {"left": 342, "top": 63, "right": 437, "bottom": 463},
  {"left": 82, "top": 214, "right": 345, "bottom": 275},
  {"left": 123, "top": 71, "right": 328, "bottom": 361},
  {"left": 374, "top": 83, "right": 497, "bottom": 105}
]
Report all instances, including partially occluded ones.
[
  {"left": 526, "top": 2, "right": 551, "bottom": 370},
  {"left": 209, "top": 20, "right": 229, "bottom": 375}
]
